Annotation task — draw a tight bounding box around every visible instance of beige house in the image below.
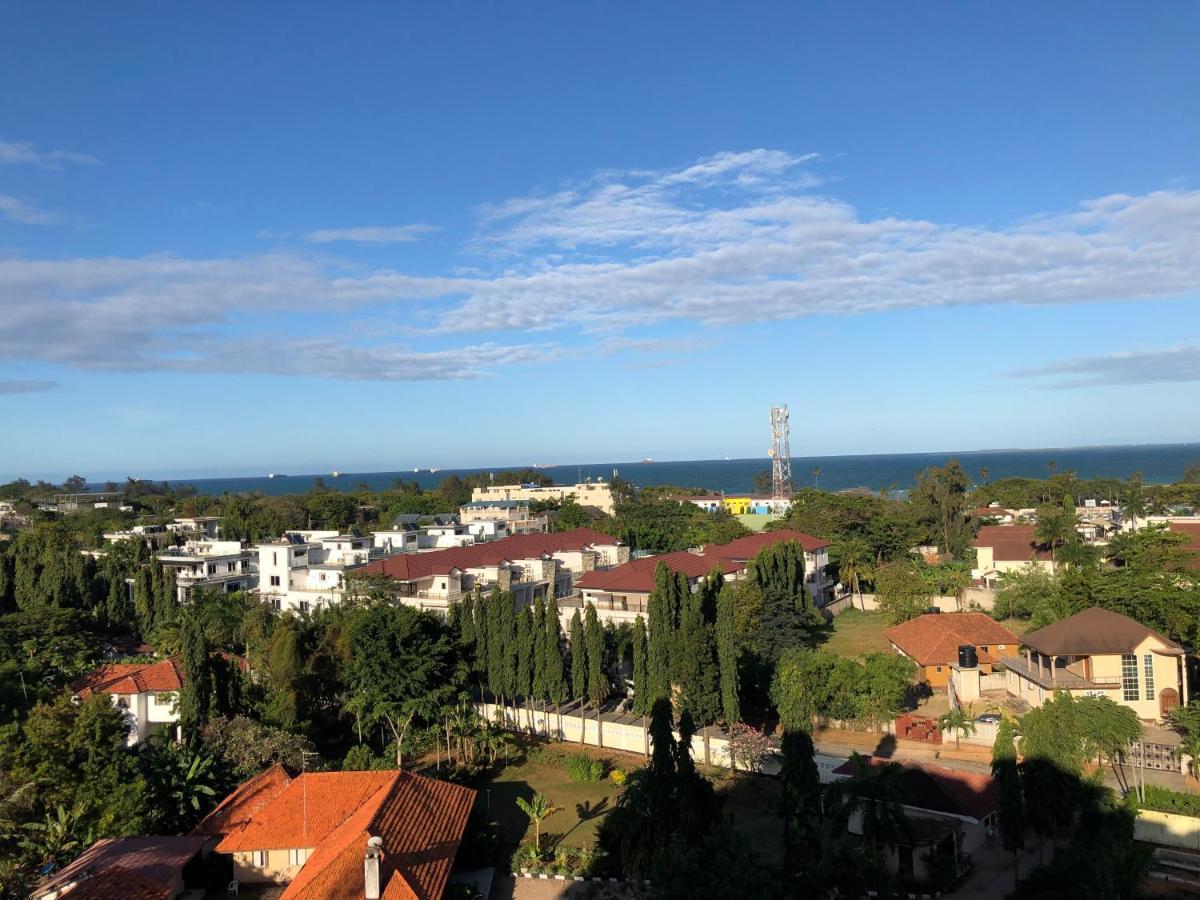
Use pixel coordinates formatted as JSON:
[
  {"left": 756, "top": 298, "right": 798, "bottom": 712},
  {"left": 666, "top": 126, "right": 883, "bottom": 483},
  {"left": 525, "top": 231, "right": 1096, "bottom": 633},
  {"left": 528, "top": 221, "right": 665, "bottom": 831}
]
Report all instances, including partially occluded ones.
[
  {"left": 471, "top": 479, "right": 616, "bottom": 515},
  {"left": 972, "top": 524, "right": 1056, "bottom": 585},
  {"left": 1001, "top": 607, "right": 1189, "bottom": 722}
]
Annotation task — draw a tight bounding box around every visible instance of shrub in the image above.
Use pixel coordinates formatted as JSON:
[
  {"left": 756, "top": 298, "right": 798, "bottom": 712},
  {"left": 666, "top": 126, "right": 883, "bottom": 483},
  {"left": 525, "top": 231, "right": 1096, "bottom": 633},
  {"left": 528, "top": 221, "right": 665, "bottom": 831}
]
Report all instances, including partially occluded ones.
[
  {"left": 564, "top": 753, "right": 606, "bottom": 783},
  {"left": 609, "top": 768, "right": 627, "bottom": 786},
  {"left": 1138, "top": 784, "right": 1200, "bottom": 817}
]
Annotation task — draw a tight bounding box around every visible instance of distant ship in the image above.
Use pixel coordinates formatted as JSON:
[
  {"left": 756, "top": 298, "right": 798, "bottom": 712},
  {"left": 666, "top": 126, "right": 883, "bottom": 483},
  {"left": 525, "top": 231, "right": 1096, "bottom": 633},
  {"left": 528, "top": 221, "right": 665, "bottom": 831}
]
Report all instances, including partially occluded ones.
[
  {"left": 268, "top": 473, "right": 288, "bottom": 479},
  {"left": 642, "top": 458, "right": 654, "bottom": 464},
  {"left": 429, "top": 467, "right": 439, "bottom": 474},
  {"left": 331, "top": 471, "right": 341, "bottom": 478}
]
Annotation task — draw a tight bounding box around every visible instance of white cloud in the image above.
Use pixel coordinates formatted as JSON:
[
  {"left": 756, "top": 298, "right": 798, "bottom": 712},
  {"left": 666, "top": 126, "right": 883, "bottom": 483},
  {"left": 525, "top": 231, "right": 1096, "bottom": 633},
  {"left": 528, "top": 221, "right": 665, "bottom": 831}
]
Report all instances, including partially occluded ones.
[
  {"left": 1, "top": 149, "right": 1198, "bottom": 382},
  {"left": 1011, "top": 346, "right": 1200, "bottom": 388},
  {"left": 0, "top": 379, "right": 58, "bottom": 395},
  {"left": 304, "top": 225, "right": 437, "bottom": 244},
  {"left": 0, "top": 138, "right": 98, "bottom": 170},
  {"left": 0, "top": 194, "right": 58, "bottom": 225}
]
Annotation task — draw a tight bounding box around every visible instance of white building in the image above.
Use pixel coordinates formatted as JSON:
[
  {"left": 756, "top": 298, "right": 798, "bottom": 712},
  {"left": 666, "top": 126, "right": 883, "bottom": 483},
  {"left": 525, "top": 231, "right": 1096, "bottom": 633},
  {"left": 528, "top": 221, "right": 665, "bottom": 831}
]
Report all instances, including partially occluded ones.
[
  {"left": 459, "top": 499, "right": 549, "bottom": 534},
  {"left": 157, "top": 539, "right": 255, "bottom": 603},
  {"left": 71, "top": 658, "right": 185, "bottom": 745},
  {"left": 255, "top": 531, "right": 376, "bottom": 613}
]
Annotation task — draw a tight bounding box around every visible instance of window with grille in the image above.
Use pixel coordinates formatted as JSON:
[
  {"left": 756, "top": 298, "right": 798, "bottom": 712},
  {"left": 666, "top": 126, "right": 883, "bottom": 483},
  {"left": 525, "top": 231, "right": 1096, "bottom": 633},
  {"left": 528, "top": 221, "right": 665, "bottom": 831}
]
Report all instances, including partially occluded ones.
[
  {"left": 1144, "top": 654, "right": 1155, "bottom": 696},
  {"left": 1122, "top": 654, "right": 1139, "bottom": 701}
]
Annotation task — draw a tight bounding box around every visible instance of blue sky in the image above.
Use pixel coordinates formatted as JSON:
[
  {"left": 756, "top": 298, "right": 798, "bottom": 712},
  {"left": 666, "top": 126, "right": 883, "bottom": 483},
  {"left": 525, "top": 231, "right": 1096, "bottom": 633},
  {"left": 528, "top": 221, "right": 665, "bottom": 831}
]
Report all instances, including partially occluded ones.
[{"left": 1, "top": 2, "right": 1198, "bottom": 481}]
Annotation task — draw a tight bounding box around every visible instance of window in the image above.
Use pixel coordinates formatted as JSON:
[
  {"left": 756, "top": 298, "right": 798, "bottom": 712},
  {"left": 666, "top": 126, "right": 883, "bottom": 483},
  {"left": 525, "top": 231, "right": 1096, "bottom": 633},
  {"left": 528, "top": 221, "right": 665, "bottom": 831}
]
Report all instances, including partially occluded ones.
[
  {"left": 1144, "top": 654, "right": 1155, "bottom": 696},
  {"left": 288, "top": 848, "right": 306, "bottom": 866},
  {"left": 273, "top": 551, "right": 278, "bottom": 565},
  {"left": 227, "top": 562, "right": 236, "bottom": 573},
  {"left": 298, "top": 600, "right": 310, "bottom": 614},
  {"left": 270, "top": 575, "right": 281, "bottom": 587},
  {"left": 935, "top": 665, "right": 943, "bottom": 673},
  {"left": 207, "top": 565, "right": 216, "bottom": 575},
  {"left": 1122, "top": 654, "right": 1139, "bottom": 701},
  {"left": 979, "top": 646, "right": 988, "bottom": 654},
  {"left": 252, "top": 850, "right": 267, "bottom": 867}
]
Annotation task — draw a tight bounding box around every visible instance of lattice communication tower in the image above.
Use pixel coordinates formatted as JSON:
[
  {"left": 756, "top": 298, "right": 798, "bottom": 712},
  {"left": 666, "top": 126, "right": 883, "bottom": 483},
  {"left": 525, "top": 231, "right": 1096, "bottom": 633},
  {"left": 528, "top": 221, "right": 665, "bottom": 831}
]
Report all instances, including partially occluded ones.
[{"left": 768, "top": 405, "right": 793, "bottom": 501}]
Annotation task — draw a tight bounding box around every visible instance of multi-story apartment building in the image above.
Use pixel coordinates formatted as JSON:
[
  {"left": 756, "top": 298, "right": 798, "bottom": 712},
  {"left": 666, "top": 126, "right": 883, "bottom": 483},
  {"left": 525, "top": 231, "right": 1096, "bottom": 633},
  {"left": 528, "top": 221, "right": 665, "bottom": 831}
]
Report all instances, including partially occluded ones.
[
  {"left": 470, "top": 480, "right": 616, "bottom": 515},
  {"left": 157, "top": 539, "right": 255, "bottom": 603},
  {"left": 255, "top": 531, "right": 376, "bottom": 613},
  {"left": 459, "top": 499, "right": 549, "bottom": 534}
]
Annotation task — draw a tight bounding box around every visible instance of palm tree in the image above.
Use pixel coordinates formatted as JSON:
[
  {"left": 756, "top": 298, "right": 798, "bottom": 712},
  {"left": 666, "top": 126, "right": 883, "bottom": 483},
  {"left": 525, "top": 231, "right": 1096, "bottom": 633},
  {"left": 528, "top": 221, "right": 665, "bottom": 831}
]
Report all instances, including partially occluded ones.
[
  {"left": 811, "top": 467, "right": 823, "bottom": 489},
  {"left": 1123, "top": 479, "right": 1146, "bottom": 531},
  {"left": 836, "top": 538, "right": 873, "bottom": 612},
  {"left": 1034, "top": 505, "right": 1075, "bottom": 566},
  {"left": 979, "top": 466, "right": 990, "bottom": 484},
  {"left": 515, "top": 793, "right": 559, "bottom": 853},
  {"left": 938, "top": 707, "right": 977, "bottom": 750},
  {"left": 826, "top": 754, "right": 910, "bottom": 859}
]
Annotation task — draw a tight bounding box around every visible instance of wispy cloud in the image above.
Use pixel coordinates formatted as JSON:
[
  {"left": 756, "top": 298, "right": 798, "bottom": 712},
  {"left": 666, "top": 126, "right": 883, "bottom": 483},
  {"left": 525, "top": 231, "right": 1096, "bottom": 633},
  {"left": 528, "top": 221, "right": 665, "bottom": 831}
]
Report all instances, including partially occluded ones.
[
  {"left": 0, "top": 379, "right": 59, "bottom": 395},
  {"left": 0, "top": 138, "right": 99, "bottom": 170},
  {"left": 1010, "top": 346, "right": 1200, "bottom": 388},
  {"left": 1, "top": 150, "right": 1199, "bottom": 382},
  {"left": 0, "top": 194, "right": 58, "bottom": 225},
  {"left": 303, "top": 225, "right": 437, "bottom": 244}
]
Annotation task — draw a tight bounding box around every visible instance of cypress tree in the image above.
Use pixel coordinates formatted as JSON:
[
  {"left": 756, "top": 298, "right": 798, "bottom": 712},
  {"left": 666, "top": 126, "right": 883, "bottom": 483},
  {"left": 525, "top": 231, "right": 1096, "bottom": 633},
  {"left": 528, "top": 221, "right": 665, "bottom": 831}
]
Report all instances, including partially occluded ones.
[
  {"left": 678, "top": 589, "right": 721, "bottom": 727},
  {"left": 473, "top": 588, "right": 489, "bottom": 681},
  {"left": 532, "top": 597, "right": 548, "bottom": 718},
  {"left": 177, "top": 612, "right": 212, "bottom": 740},
  {"left": 780, "top": 728, "right": 823, "bottom": 886},
  {"left": 752, "top": 542, "right": 813, "bottom": 662},
  {"left": 516, "top": 605, "right": 535, "bottom": 727},
  {"left": 585, "top": 603, "right": 608, "bottom": 726},
  {"left": 647, "top": 563, "right": 673, "bottom": 705},
  {"left": 459, "top": 591, "right": 476, "bottom": 646},
  {"left": 631, "top": 615, "right": 649, "bottom": 715},
  {"left": 716, "top": 581, "right": 741, "bottom": 725},
  {"left": 133, "top": 566, "right": 154, "bottom": 633},
  {"left": 543, "top": 596, "right": 567, "bottom": 734},
  {"left": 569, "top": 609, "right": 586, "bottom": 701},
  {"left": 485, "top": 587, "right": 505, "bottom": 703},
  {"left": 499, "top": 591, "right": 518, "bottom": 707}
]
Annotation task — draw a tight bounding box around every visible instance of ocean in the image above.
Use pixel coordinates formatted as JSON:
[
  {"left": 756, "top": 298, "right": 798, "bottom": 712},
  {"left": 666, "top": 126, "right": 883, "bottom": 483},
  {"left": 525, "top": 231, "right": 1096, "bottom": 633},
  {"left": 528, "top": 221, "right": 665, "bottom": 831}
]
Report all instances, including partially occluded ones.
[{"left": 98, "top": 443, "right": 1200, "bottom": 498}]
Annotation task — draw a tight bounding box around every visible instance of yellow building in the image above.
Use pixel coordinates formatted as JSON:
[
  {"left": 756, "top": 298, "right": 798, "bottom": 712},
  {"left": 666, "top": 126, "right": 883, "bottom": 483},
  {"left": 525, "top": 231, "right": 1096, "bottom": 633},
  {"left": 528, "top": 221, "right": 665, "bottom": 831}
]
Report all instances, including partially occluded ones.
[{"left": 1002, "top": 607, "right": 1188, "bottom": 722}]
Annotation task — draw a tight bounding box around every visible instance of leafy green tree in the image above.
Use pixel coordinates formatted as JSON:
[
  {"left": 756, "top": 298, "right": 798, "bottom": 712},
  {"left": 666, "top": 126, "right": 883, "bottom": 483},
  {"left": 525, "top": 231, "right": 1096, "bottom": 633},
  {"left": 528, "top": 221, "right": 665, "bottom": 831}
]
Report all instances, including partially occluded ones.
[
  {"left": 910, "top": 460, "right": 973, "bottom": 557},
  {"left": 992, "top": 718, "right": 1027, "bottom": 888},
  {"left": 177, "top": 612, "right": 212, "bottom": 740},
  {"left": 199, "top": 715, "right": 314, "bottom": 782},
  {"left": 677, "top": 586, "right": 720, "bottom": 727},
  {"left": 631, "top": 615, "right": 649, "bottom": 715},
  {"left": 874, "top": 558, "right": 932, "bottom": 624},
  {"left": 646, "top": 563, "right": 675, "bottom": 704},
  {"left": 994, "top": 564, "right": 1056, "bottom": 622},
  {"left": 857, "top": 652, "right": 915, "bottom": 730},
  {"left": 264, "top": 615, "right": 302, "bottom": 729},
  {"left": 344, "top": 603, "right": 461, "bottom": 768},
  {"left": 750, "top": 541, "right": 816, "bottom": 663}
]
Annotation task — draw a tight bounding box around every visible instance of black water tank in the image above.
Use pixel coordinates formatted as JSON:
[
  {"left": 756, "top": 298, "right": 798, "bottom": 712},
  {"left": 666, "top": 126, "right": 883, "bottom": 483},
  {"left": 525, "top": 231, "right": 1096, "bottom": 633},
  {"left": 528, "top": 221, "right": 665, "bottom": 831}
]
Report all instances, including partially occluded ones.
[{"left": 958, "top": 644, "right": 978, "bottom": 669}]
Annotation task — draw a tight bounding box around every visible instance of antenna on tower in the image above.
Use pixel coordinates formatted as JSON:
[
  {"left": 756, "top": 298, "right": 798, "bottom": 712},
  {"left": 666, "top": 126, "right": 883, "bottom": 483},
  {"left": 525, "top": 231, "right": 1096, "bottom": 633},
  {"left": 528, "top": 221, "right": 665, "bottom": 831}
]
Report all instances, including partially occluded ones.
[{"left": 769, "top": 405, "right": 793, "bottom": 503}]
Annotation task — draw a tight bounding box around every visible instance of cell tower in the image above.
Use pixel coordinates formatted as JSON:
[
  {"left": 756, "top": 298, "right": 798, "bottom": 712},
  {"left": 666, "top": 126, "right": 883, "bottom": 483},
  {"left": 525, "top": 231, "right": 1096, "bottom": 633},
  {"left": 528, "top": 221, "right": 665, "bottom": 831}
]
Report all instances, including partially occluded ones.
[{"left": 768, "top": 405, "right": 793, "bottom": 501}]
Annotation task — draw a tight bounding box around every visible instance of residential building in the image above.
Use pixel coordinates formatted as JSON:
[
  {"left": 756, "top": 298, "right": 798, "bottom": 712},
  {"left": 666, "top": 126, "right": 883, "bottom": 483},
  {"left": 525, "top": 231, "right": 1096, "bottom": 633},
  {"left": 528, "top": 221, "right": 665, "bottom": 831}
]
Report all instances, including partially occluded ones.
[
  {"left": 573, "top": 550, "right": 745, "bottom": 625},
  {"left": 193, "top": 764, "right": 474, "bottom": 898},
  {"left": 39, "top": 491, "right": 123, "bottom": 513},
  {"left": 1000, "top": 607, "right": 1189, "bottom": 722},
  {"left": 677, "top": 493, "right": 788, "bottom": 516},
  {"left": 471, "top": 479, "right": 616, "bottom": 515},
  {"left": 158, "top": 539, "right": 255, "bottom": 603},
  {"left": 32, "top": 835, "right": 209, "bottom": 900},
  {"left": 973, "top": 506, "right": 1015, "bottom": 524},
  {"left": 831, "top": 757, "right": 998, "bottom": 883},
  {"left": 0, "top": 500, "right": 30, "bottom": 530},
  {"left": 355, "top": 527, "right": 627, "bottom": 613},
  {"left": 460, "top": 498, "right": 549, "bottom": 533},
  {"left": 71, "top": 657, "right": 185, "bottom": 745},
  {"left": 701, "top": 528, "right": 834, "bottom": 605},
  {"left": 971, "top": 524, "right": 1055, "bottom": 585},
  {"left": 255, "top": 531, "right": 375, "bottom": 613},
  {"left": 884, "top": 613, "right": 1019, "bottom": 688}
]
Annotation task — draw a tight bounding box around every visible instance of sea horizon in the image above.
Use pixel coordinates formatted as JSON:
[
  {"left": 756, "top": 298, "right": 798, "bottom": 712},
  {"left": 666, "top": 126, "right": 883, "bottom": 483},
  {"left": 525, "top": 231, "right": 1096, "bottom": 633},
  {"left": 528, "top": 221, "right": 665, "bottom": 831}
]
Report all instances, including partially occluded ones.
[{"left": 74, "top": 441, "right": 1200, "bottom": 498}]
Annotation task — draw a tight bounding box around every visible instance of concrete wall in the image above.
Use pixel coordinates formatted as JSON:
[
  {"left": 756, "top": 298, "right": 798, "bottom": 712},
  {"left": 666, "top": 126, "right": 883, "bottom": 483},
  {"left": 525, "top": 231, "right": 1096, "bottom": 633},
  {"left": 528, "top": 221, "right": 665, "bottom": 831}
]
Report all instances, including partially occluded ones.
[
  {"left": 1136, "top": 809, "right": 1200, "bottom": 851},
  {"left": 827, "top": 590, "right": 994, "bottom": 616}
]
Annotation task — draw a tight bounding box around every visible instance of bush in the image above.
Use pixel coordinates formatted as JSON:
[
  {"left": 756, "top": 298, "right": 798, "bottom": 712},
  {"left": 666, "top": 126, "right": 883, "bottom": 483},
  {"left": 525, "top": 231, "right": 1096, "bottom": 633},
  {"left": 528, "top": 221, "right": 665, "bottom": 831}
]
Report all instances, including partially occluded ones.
[
  {"left": 1138, "top": 784, "right": 1200, "bottom": 817},
  {"left": 564, "top": 753, "right": 607, "bottom": 783},
  {"left": 609, "top": 768, "right": 627, "bottom": 786}
]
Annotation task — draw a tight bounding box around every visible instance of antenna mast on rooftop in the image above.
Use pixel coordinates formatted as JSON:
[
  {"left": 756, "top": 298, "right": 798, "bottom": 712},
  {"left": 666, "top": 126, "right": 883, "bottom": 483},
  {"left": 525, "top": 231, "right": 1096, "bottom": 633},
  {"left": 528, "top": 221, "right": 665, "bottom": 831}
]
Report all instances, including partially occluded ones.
[{"left": 769, "top": 405, "right": 793, "bottom": 502}]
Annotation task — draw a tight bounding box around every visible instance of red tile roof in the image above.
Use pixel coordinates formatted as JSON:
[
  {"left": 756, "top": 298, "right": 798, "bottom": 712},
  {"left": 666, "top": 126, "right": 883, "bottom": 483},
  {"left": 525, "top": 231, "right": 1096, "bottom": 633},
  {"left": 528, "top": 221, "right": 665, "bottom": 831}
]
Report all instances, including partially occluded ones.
[
  {"left": 196, "top": 768, "right": 475, "bottom": 900},
  {"left": 703, "top": 528, "right": 831, "bottom": 558},
  {"left": 884, "top": 613, "right": 1019, "bottom": 666},
  {"left": 832, "top": 756, "right": 999, "bottom": 821},
  {"left": 35, "top": 836, "right": 208, "bottom": 899},
  {"left": 356, "top": 528, "right": 621, "bottom": 582},
  {"left": 71, "top": 657, "right": 185, "bottom": 699},
  {"left": 576, "top": 551, "right": 742, "bottom": 594},
  {"left": 973, "top": 524, "right": 1053, "bottom": 562}
]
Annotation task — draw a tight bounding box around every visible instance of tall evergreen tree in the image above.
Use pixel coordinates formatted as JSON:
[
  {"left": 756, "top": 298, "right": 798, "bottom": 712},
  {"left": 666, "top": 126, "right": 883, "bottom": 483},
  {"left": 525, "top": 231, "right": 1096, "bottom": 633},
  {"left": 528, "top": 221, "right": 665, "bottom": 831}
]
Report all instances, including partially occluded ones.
[
  {"left": 542, "top": 596, "right": 567, "bottom": 734},
  {"left": 498, "top": 591, "right": 518, "bottom": 707},
  {"left": 472, "top": 588, "right": 489, "bottom": 682},
  {"left": 716, "top": 581, "right": 741, "bottom": 724},
  {"left": 532, "top": 596, "right": 548, "bottom": 722},
  {"left": 631, "top": 615, "right": 649, "bottom": 715},
  {"left": 992, "top": 717, "right": 1027, "bottom": 887},
  {"left": 677, "top": 588, "right": 721, "bottom": 727},
  {"left": 569, "top": 609, "right": 586, "bottom": 701},
  {"left": 133, "top": 565, "right": 154, "bottom": 633},
  {"left": 177, "top": 612, "right": 212, "bottom": 740},
  {"left": 751, "top": 542, "right": 814, "bottom": 663},
  {"left": 646, "top": 563, "right": 674, "bottom": 705},
  {"left": 516, "top": 605, "right": 536, "bottom": 728},
  {"left": 585, "top": 603, "right": 608, "bottom": 743},
  {"left": 485, "top": 587, "right": 506, "bottom": 703},
  {"left": 779, "top": 728, "right": 823, "bottom": 887}
]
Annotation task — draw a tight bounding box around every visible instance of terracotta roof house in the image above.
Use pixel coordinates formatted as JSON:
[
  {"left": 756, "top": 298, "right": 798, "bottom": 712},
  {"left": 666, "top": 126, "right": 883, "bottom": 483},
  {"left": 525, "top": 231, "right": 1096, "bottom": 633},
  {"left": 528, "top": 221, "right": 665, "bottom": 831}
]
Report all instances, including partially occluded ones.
[
  {"left": 354, "top": 527, "right": 627, "bottom": 613},
  {"left": 831, "top": 756, "right": 999, "bottom": 883},
  {"left": 702, "top": 528, "right": 835, "bottom": 605},
  {"left": 31, "top": 835, "right": 209, "bottom": 900},
  {"left": 884, "top": 613, "right": 1019, "bottom": 688},
  {"left": 971, "top": 524, "right": 1055, "bottom": 585},
  {"left": 194, "top": 765, "right": 475, "bottom": 899},
  {"left": 1000, "top": 607, "right": 1189, "bottom": 722},
  {"left": 575, "top": 550, "right": 744, "bottom": 617},
  {"left": 71, "top": 658, "right": 185, "bottom": 745}
]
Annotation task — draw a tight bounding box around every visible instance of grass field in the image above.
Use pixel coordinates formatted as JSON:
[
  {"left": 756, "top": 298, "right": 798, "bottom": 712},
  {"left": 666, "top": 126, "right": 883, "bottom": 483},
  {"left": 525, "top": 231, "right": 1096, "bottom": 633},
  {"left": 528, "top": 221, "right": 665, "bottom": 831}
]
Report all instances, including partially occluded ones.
[
  {"left": 476, "top": 743, "right": 623, "bottom": 854},
  {"left": 820, "top": 608, "right": 893, "bottom": 656}
]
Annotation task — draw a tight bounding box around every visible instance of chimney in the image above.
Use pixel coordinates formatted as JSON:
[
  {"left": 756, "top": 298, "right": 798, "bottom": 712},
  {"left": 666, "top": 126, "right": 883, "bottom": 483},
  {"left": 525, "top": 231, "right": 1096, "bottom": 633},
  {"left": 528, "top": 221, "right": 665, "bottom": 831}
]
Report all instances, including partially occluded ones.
[{"left": 364, "top": 835, "right": 384, "bottom": 900}]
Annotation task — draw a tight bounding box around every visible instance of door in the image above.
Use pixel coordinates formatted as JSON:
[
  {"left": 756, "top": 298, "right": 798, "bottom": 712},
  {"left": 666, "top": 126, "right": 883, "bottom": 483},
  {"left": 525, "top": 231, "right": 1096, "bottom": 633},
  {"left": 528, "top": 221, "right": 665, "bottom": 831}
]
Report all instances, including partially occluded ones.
[{"left": 1160, "top": 687, "right": 1180, "bottom": 718}]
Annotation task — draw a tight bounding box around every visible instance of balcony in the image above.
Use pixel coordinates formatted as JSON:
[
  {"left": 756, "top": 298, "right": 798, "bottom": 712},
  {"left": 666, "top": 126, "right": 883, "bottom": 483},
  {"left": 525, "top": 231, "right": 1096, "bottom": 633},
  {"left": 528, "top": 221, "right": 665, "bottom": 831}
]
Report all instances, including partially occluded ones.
[{"left": 998, "top": 654, "right": 1121, "bottom": 691}]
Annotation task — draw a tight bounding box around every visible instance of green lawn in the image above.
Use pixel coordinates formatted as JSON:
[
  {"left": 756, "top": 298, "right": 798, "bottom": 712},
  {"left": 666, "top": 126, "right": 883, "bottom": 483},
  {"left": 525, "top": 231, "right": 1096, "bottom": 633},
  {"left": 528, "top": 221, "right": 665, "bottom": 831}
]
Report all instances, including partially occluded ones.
[
  {"left": 821, "top": 608, "right": 893, "bottom": 656},
  {"left": 476, "top": 743, "right": 623, "bottom": 854}
]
